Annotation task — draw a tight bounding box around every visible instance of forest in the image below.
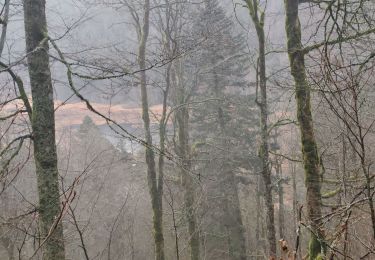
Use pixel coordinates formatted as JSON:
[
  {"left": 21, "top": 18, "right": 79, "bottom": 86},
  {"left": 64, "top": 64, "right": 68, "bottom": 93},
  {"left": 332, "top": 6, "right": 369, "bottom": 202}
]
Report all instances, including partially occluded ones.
[{"left": 0, "top": 0, "right": 375, "bottom": 259}]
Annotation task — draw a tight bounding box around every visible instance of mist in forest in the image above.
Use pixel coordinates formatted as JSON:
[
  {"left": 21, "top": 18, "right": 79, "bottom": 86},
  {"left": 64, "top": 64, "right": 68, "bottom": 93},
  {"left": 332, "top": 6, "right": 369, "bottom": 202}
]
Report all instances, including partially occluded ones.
[{"left": 0, "top": 0, "right": 375, "bottom": 260}]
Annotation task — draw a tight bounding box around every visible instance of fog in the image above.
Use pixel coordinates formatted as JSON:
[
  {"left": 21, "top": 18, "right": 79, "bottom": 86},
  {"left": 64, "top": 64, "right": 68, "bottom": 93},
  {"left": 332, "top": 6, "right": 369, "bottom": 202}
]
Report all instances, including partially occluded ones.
[{"left": 1, "top": 0, "right": 375, "bottom": 259}]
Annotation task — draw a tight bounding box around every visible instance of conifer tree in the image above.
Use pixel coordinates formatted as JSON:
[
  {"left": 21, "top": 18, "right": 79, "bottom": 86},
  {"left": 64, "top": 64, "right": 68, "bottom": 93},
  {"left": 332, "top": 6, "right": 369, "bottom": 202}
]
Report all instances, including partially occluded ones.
[{"left": 189, "top": 1, "right": 257, "bottom": 259}]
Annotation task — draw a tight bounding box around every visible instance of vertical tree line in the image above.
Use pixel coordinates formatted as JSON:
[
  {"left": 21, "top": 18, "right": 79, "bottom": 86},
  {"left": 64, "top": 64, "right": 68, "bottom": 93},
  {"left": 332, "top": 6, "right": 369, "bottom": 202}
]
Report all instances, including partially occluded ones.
[
  {"left": 24, "top": 0, "right": 65, "bottom": 259},
  {"left": 0, "top": 0, "right": 375, "bottom": 259},
  {"left": 284, "top": 0, "right": 325, "bottom": 258}
]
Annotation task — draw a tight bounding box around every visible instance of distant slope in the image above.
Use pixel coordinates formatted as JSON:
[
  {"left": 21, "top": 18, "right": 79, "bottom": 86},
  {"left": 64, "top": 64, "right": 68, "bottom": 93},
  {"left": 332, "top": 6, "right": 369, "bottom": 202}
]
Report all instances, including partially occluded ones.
[{"left": 55, "top": 101, "right": 167, "bottom": 129}]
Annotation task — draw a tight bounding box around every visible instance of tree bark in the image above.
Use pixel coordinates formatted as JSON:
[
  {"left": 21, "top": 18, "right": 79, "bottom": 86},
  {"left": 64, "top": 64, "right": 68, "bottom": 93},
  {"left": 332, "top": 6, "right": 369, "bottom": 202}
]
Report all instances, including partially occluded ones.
[
  {"left": 23, "top": 1, "right": 65, "bottom": 259},
  {"left": 255, "top": 174, "right": 266, "bottom": 259},
  {"left": 276, "top": 161, "right": 285, "bottom": 240},
  {"left": 176, "top": 103, "right": 200, "bottom": 260},
  {"left": 0, "top": 0, "right": 10, "bottom": 57},
  {"left": 137, "top": 1, "right": 165, "bottom": 259},
  {"left": 244, "top": 1, "right": 277, "bottom": 256},
  {"left": 284, "top": 0, "right": 325, "bottom": 259},
  {"left": 172, "top": 61, "right": 201, "bottom": 259},
  {"left": 291, "top": 162, "right": 297, "bottom": 236}
]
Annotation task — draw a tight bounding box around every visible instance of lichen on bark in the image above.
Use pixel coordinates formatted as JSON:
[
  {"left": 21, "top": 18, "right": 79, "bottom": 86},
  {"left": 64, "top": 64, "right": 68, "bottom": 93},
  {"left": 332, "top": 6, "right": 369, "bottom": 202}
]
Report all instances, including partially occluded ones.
[
  {"left": 23, "top": 0, "right": 66, "bottom": 259},
  {"left": 283, "top": 0, "right": 325, "bottom": 259}
]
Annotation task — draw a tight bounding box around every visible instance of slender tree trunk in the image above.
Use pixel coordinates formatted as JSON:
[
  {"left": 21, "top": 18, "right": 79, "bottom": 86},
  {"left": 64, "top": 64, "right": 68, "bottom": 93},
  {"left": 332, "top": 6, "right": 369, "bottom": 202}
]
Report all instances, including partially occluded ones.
[
  {"left": 176, "top": 106, "right": 200, "bottom": 260},
  {"left": 172, "top": 57, "right": 200, "bottom": 260},
  {"left": 284, "top": 1, "right": 325, "bottom": 259},
  {"left": 291, "top": 162, "right": 297, "bottom": 235},
  {"left": 0, "top": 0, "right": 10, "bottom": 57},
  {"left": 157, "top": 59, "right": 170, "bottom": 253},
  {"left": 341, "top": 134, "right": 347, "bottom": 199},
  {"left": 138, "top": 1, "right": 164, "bottom": 259},
  {"left": 361, "top": 158, "right": 375, "bottom": 240},
  {"left": 245, "top": 2, "right": 277, "bottom": 256},
  {"left": 277, "top": 162, "right": 285, "bottom": 240},
  {"left": 23, "top": 1, "right": 65, "bottom": 259},
  {"left": 224, "top": 169, "right": 247, "bottom": 260},
  {"left": 258, "top": 59, "right": 277, "bottom": 258},
  {"left": 255, "top": 175, "right": 264, "bottom": 260}
]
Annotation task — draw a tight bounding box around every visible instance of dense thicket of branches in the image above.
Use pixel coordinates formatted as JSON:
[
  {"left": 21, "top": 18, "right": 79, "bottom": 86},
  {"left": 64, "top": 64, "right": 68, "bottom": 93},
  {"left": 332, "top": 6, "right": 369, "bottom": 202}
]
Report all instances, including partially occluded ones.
[{"left": 0, "top": 0, "right": 374, "bottom": 260}]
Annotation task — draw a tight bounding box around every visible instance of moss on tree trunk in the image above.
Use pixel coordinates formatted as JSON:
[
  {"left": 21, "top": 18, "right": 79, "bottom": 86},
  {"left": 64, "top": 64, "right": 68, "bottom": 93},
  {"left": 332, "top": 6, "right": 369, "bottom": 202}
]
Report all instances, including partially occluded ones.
[
  {"left": 23, "top": 1, "right": 65, "bottom": 259},
  {"left": 138, "top": 1, "right": 165, "bottom": 259},
  {"left": 284, "top": 0, "right": 325, "bottom": 259}
]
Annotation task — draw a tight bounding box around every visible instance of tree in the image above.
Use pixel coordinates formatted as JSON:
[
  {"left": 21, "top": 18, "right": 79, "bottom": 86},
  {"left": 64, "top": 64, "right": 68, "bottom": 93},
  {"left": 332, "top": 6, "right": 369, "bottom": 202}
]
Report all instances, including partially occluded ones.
[
  {"left": 243, "top": 1, "right": 277, "bottom": 257},
  {"left": 0, "top": 0, "right": 10, "bottom": 57},
  {"left": 189, "top": 1, "right": 252, "bottom": 259},
  {"left": 313, "top": 43, "right": 375, "bottom": 255},
  {"left": 283, "top": 0, "right": 375, "bottom": 258},
  {"left": 158, "top": 0, "right": 202, "bottom": 258},
  {"left": 284, "top": 1, "right": 325, "bottom": 258},
  {"left": 79, "top": 115, "right": 99, "bottom": 134},
  {"left": 135, "top": 0, "right": 165, "bottom": 259},
  {"left": 1, "top": 0, "right": 374, "bottom": 258},
  {"left": 23, "top": 0, "right": 66, "bottom": 259}
]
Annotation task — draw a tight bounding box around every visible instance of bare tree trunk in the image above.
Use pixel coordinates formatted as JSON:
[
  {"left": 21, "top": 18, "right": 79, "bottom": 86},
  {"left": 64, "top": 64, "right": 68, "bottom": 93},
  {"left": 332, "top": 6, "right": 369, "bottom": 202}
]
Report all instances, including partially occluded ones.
[
  {"left": 137, "top": 1, "right": 165, "bottom": 259},
  {"left": 23, "top": 1, "right": 65, "bottom": 259},
  {"left": 361, "top": 157, "right": 375, "bottom": 240},
  {"left": 255, "top": 175, "right": 264, "bottom": 260},
  {"left": 291, "top": 162, "right": 297, "bottom": 235},
  {"left": 224, "top": 169, "right": 247, "bottom": 260},
  {"left": 176, "top": 104, "right": 200, "bottom": 260},
  {"left": 157, "top": 51, "right": 169, "bottom": 260},
  {"left": 0, "top": 0, "right": 10, "bottom": 57},
  {"left": 172, "top": 49, "right": 200, "bottom": 259},
  {"left": 284, "top": 1, "right": 325, "bottom": 259},
  {"left": 244, "top": 1, "right": 277, "bottom": 257},
  {"left": 276, "top": 161, "right": 285, "bottom": 240}
]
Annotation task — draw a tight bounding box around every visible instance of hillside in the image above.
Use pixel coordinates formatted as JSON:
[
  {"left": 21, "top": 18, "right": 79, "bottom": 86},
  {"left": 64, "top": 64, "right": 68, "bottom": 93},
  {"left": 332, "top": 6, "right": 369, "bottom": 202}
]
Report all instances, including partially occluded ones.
[{"left": 55, "top": 101, "right": 166, "bottom": 129}]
